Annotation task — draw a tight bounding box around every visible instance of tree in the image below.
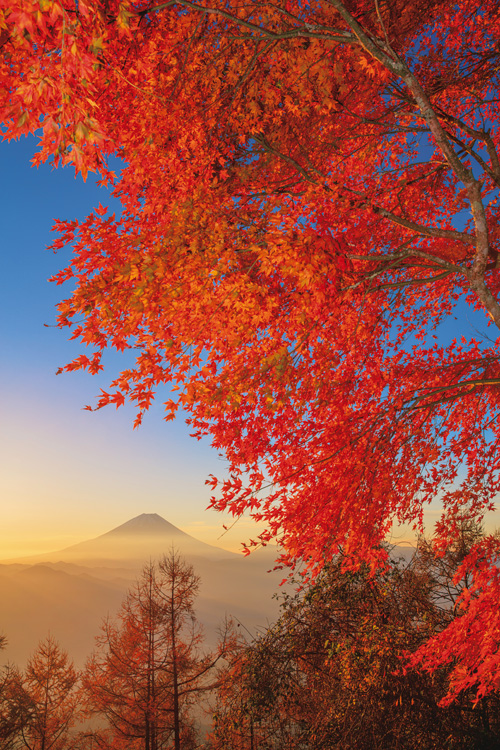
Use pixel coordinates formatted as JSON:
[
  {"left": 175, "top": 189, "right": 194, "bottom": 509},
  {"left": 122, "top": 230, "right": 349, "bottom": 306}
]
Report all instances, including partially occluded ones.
[
  {"left": 407, "top": 521, "right": 500, "bottom": 704},
  {"left": 0, "top": 665, "right": 27, "bottom": 750},
  {"left": 0, "top": 638, "right": 31, "bottom": 750},
  {"left": 12, "top": 635, "right": 79, "bottom": 750},
  {"left": 82, "top": 552, "right": 229, "bottom": 750},
  {"left": 211, "top": 543, "right": 500, "bottom": 749},
  {"left": 2, "top": 0, "right": 500, "bottom": 697}
]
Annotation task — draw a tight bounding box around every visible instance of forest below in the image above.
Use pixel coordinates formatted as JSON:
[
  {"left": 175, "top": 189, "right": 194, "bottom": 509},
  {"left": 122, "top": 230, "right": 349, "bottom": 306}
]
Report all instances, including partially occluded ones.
[{"left": 1, "top": 523, "right": 500, "bottom": 750}]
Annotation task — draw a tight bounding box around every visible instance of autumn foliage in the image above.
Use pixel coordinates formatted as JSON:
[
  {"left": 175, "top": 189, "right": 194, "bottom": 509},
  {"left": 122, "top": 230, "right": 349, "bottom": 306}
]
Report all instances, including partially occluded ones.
[
  {"left": 211, "top": 532, "right": 500, "bottom": 749},
  {"left": 2, "top": 0, "right": 500, "bottom": 699},
  {"left": 81, "top": 553, "right": 230, "bottom": 750},
  {"left": 0, "top": 637, "right": 79, "bottom": 750},
  {"left": 0, "top": 554, "right": 231, "bottom": 750}
]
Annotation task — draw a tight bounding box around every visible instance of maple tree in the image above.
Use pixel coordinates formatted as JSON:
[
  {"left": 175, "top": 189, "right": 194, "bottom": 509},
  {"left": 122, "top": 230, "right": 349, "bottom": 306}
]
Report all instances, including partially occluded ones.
[
  {"left": 2, "top": 0, "right": 500, "bottom": 699},
  {"left": 82, "top": 553, "right": 230, "bottom": 750}
]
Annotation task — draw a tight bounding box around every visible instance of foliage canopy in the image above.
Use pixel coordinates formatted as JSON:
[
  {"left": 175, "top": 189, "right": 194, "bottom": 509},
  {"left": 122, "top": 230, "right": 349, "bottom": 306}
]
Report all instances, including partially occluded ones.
[{"left": 2, "top": 0, "right": 500, "bottom": 698}]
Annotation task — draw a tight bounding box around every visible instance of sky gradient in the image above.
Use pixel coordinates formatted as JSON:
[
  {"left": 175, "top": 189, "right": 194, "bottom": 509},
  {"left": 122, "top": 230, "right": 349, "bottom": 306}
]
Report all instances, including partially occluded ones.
[
  {"left": 0, "top": 134, "right": 259, "bottom": 557},
  {"left": 1, "top": 135, "right": 499, "bottom": 559}
]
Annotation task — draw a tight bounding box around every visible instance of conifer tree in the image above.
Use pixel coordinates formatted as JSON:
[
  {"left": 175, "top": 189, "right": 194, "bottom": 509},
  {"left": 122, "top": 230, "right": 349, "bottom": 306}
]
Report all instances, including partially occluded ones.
[
  {"left": 83, "top": 552, "right": 229, "bottom": 750},
  {"left": 17, "top": 636, "right": 79, "bottom": 750}
]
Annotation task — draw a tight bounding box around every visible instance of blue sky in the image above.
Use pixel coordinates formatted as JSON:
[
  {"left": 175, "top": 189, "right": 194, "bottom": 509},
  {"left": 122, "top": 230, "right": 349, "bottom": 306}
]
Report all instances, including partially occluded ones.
[{"left": 0, "top": 134, "right": 254, "bottom": 557}]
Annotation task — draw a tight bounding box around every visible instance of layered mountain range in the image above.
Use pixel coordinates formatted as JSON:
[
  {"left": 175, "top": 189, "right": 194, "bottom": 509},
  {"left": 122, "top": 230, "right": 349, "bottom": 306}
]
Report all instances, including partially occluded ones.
[{"left": 0, "top": 514, "right": 283, "bottom": 667}]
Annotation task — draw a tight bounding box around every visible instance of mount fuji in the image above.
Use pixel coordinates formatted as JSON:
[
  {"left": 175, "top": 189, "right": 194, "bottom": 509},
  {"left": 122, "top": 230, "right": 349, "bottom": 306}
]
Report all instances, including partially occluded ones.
[
  {"left": 0, "top": 514, "right": 282, "bottom": 667},
  {"left": 23, "top": 512, "right": 237, "bottom": 565}
]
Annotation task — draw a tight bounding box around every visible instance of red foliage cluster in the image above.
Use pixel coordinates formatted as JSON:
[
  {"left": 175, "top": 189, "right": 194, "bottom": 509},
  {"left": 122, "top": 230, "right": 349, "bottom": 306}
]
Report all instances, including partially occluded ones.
[{"left": 2, "top": 0, "right": 500, "bottom": 699}]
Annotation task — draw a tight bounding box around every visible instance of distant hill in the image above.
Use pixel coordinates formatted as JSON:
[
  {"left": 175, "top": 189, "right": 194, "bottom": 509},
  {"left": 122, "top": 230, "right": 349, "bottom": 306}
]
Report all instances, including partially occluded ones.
[
  {"left": 0, "top": 564, "right": 125, "bottom": 665},
  {"left": 0, "top": 514, "right": 283, "bottom": 667}
]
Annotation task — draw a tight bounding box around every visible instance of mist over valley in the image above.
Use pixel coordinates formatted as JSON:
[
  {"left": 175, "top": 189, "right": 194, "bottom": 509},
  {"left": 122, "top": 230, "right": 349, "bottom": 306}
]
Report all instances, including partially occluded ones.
[{"left": 0, "top": 514, "right": 283, "bottom": 667}]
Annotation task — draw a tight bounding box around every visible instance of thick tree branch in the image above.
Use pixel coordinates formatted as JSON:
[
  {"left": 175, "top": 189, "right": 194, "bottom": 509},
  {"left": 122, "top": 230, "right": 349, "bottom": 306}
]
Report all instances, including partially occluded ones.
[
  {"left": 324, "top": 1, "right": 500, "bottom": 331},
  {"left": 143, "top": 0, "right": 354, "bottom": 42},
  {"left": 371, "top": 206, "right": 474, "bottom": 246}
]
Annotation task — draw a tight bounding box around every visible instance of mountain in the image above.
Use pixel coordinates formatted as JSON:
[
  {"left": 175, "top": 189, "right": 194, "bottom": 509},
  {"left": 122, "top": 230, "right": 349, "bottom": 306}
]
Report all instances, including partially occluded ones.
[
  {"left": 104, "top": 513, "right": 189, "bottom": 536},
  {"left": 0, "top": 514, "right": 284, "bottom": 668},
  {"left": 6, "top": 513, "right": 236, "bottom": 566}
]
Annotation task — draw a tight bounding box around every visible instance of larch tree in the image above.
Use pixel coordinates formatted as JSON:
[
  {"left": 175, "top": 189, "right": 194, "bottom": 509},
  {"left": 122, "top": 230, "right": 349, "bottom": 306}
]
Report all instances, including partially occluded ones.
[
  {"left": 82, "top": 552, "right": 230, "bottom": 750},
  {"left": 0, "top": 637, "right": 32, "bottom": 750},
  {"left": 2, "top": 0, "right": 500, "bottom": 699},
  {"left": 16, "top": 635, "right": 79, "bottom": 750}
]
